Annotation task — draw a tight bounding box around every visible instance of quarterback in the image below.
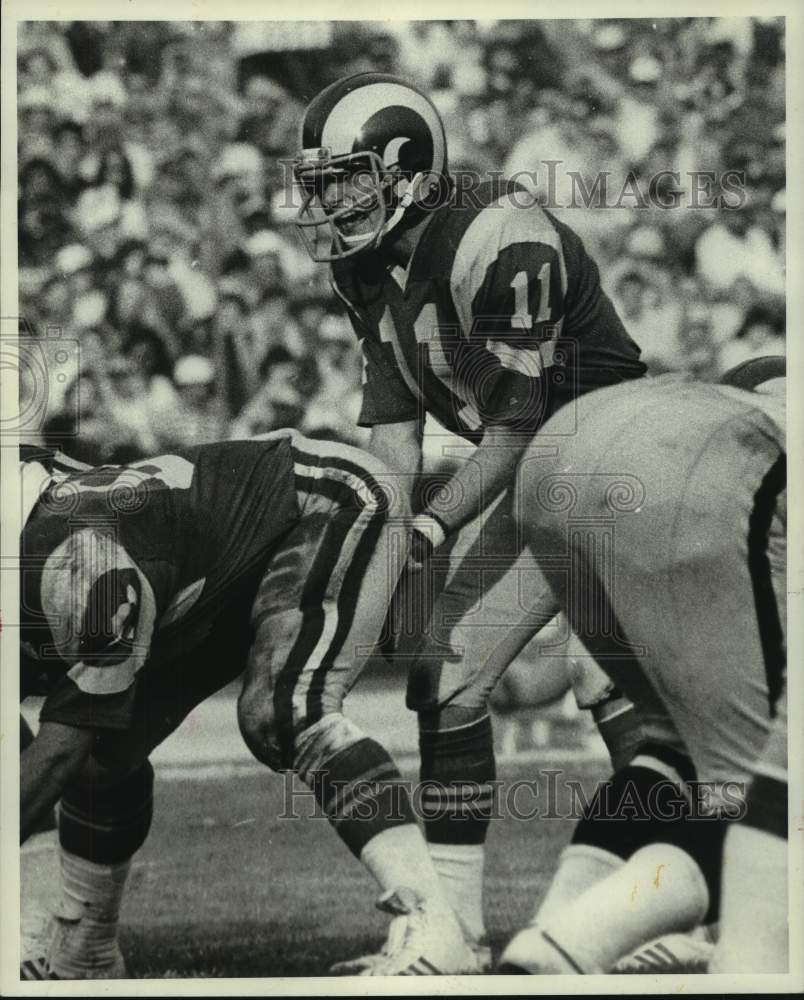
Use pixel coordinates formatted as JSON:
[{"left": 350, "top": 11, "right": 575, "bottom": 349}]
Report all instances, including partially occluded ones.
[
  {"left": 293, "top": 71, "right": 648, "bottom": 959},
  {"left": 501, "top": 365, "right": 787, "bottom": 973},
  {"left": 18, "top": 433, "right": 480, "bottom": 978}
]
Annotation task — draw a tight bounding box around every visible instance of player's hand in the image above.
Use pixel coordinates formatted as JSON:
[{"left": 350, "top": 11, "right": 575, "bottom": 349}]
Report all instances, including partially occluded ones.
[
  {"left": 384, "top": 514, "right": 448, "bottom": 665},
  {"left": 407, "top": 513, "right": 447, "bottom": 572}
]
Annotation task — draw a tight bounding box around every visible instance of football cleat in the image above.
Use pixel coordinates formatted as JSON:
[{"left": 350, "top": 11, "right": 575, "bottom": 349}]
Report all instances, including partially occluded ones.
[
  {"left": 498, "top": 926, "right": 586, "bottom": 975},
  {"left": 612, "top": 929, "right": 715, "bottom": 974},
  {"left": 21, "top": 907, "right": 56, "bottom": 980},
  {"left": 21, "top": 910, "right": 127, "bottom": 980},
  {"left": 20, "top": 956, "right": 58, "bottom": 981},
  {"left": 330, "top": 887, "right": 485, "bottom": 975}
]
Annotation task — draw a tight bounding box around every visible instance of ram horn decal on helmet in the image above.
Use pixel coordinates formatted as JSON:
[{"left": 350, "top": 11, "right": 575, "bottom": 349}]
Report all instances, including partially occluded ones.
[{"left": 293, "top": 73, "right": 451, "bottom": 262}]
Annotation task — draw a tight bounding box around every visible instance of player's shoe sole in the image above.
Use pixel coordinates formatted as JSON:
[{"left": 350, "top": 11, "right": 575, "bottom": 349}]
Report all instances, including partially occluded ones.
[{"left": 613, "top": 932, "right": 715, "bottom": 974}]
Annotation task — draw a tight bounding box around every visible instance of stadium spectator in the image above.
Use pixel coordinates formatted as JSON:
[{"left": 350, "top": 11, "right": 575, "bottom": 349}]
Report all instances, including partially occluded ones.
[
  {"left": 229, "top": 345, "right": 307, "bottom": 438},
  {"left": 717, "top": 303, "right": 786, "bottom": 375},
  {"left": 695, "top": 208, "right": 785, "bottom": 298},
  {"left": 172, "top": 353, "right": 226, "bottom": 445},
  {"left": 17, "top": 18, "right": 785, "bottom": 462}
]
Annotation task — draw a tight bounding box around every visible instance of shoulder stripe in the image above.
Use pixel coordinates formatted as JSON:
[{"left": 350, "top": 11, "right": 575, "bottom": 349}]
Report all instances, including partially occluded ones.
[{"left": 449, "top": 192, "right": 567, "bottom": 335}]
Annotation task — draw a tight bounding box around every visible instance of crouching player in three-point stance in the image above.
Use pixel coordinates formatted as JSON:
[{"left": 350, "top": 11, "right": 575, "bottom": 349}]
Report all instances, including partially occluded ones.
[
  {"left": 18, "top": 433, "right": 479, "bottom": 979},
  {"left": 501, "top": 364, "right": 788, "bottom": 974}
]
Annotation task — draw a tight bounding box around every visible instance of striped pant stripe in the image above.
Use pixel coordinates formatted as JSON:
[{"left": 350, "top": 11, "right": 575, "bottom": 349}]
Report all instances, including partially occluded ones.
[
  {"left": 269, "top": 445, "right": 394, "bottom": 767},
  {"left": 305, "top": 497, "right": 387, "bottom": 723},
  {"left": 272, "top": 485, "right": 364, "bottom": 765},
  {"left": 746, "top": 454, "right": 786, "bottom": 716}
]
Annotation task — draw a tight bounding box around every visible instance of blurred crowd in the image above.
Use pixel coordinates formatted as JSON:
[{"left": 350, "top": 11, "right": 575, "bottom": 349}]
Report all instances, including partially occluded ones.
[{"left": 17, "top": 18, "right": 785, "bottom": 465}]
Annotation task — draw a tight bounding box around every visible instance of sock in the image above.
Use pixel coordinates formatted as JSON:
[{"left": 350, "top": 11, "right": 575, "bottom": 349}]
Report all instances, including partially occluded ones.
[
  {"left": 50, "top": 851, "right": 130, "bottom": 977},
  {"left": 418, "top": 715, "right": 496, "bottom": 944},
  {"left": 306, "top": 736, "right": 418, "bottom": 858},
  {"left": 49, "top": 762, "right": 153, "bottom": 977},
  {"left": 60, "top": 762, "right": 154, "bottom": 864},
  {"left": 360, "top": 825, "right": 450, "bottom": 912},
  {"left": 427, "top": 843, "right": 485, "bottom": 944},
  {"left": 540, "top": 843, "right": 709, "bottom": 973},
  {"left": 21, "top": 829, "right": 61, "bottom": 944},
  {"left": 711, "top": 823, "right": 788, "bottom": 973},
  {"left": 534, "top": 844, "right": 623, "bottom": 928},
  {"left": 591, "top": 693, "right": 643, "bottom": 772},
  {"left": 418, "top": 715, "right": 497, "bottom": 845}
]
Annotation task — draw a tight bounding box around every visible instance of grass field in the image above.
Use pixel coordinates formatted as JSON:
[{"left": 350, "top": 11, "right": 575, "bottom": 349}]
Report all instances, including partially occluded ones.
[{"left": 117, "top": 757, "right": 608, "bottom": 978}]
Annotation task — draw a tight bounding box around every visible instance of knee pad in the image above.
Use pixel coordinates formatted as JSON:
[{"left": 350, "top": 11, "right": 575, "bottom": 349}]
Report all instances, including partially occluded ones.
[
  {"left": 292, "top": 712, "right": 368, "bottom": 782},
  {"left": 60, "top": 760, "right": 154, "bottom": 865}
]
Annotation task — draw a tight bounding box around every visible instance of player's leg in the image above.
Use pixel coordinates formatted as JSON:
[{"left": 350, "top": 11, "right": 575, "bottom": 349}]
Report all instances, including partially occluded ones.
[
  {"left": 500, "top": 577, "right": 714, "bottom": 974},
  {"left": 501, "top": 382, "right": 757, "bottom": 973},
  {"left": 501, "top": 738, "right": 720, "bottom": 974},
  {"left": 711, "top": 471, "right": 788, "bottom": 973},
  {"left": 711, "top": 693, "right": 788, "bottom": 972},
  {"left": 403, "top": 487, "right": 560, "bottom": 954},
  {"left": 503, "top": 380, "right": 788, "bottom": 973},
  {"left": 406, "top": 493, "right": 661, "bottom": 958},
  {"left": 25, "top": 641, "right": 246, "bottom": 981},
  {"left": 236, "top": 437, "right": 479, "bottom": 974},
  {"left": 20, "top": 714, "right": 61, "bottom": 978},
  {"left": 34, "top": 760, "right": 154, "bottom": 980},
  {"left": 488, "top": 619, "right": 573, "bottom": 756},
  {"left": 505, "top": 643, "right": 715, "bottom": 974}
]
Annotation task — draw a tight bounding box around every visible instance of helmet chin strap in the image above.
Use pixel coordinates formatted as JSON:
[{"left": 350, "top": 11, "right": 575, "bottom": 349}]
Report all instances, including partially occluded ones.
[{"left": 379, "top": 171, "right": 427, "bottom": 239}]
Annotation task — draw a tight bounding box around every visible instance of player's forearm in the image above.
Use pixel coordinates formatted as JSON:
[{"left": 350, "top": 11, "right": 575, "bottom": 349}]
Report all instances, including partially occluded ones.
[
  {"left": 21, "top": 723, "right": 93, "bottom": 842},
  {"left": 424, "top": 425, "right": 531, "bottom": 536},
  {"left": 367, "top": 421, "right": 423, "bottom": 500}
]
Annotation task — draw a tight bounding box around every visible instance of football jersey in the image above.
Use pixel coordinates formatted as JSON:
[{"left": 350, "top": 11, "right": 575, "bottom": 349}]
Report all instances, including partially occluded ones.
[
  {"left": 332, "top": 179, "right": 646, "bottom": 441},
  {"left": 20, "top": 438, "right": 299, "bottom": 730}
]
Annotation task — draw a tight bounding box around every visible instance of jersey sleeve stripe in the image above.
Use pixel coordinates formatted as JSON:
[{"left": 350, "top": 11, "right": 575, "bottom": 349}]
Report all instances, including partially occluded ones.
[
  {"left": 449, "top": 192, "right": 568, "bottom": 335},
  {"left": 485, "top": 340, "right": 545, "bottom": 377}
]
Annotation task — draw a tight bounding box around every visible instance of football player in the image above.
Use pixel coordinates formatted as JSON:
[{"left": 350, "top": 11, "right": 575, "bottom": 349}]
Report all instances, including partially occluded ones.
[
  {"left": 293, "top": 71, "right": 649, "bottom": 961},
  {"left": 18, "top": 432, "right": 481, "bottom": 979},
  {"left": 500, "top": 365, "right": 787, "bottom": 974}
]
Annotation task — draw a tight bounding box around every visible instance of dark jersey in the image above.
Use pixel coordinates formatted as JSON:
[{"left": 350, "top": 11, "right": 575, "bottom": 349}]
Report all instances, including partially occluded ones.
[
  {"left": 20, "top": 438, "right": 299, "bottom": 730},
  {"left": 332, "top": 179, "right": 646, "bottom": 441}
]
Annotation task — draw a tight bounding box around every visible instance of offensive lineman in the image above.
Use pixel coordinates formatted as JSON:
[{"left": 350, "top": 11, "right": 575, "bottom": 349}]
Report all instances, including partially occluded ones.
[
  {"left": 293, "top": 71, "right": 649, "bottom": 962},
  {"left": 18, "top": 433, "right": 479, "bottom": 979},
  {"left": 500, "top": 366, "right": 788, "bottom": 973}
]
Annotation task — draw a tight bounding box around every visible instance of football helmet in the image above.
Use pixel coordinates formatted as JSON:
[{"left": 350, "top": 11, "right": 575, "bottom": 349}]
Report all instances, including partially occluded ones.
[
  {"left": 719, "top": 354, "right": 786, "bottom": 392},
  {"left": 293, "top": 73, "right": 450, "bottom": 262}
]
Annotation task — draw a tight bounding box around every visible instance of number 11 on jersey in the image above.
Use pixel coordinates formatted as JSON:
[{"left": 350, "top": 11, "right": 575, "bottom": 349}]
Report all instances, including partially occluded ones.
[{"left": 510, "top": 262, "right": 551, "bottom": 330}]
